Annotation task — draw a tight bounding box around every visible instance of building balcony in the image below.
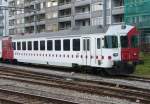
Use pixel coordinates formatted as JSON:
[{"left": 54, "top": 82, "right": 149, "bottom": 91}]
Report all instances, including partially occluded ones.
[
  {"left": 36, "top": 20, "right": 46, "bottom": 25},
  {"left": 24, "top": 0, "right": 35, "bottom": 7},
  {"left": 112, "top": 22, "right": 123, "bottom": 25},
  {"left": 112, "top": 14, "right": 124, "bottom": 24},
  {"left": 58, "top": 3, "right": 71, "bottom": 10},
  {"left": 91, "top": 10, "right": 103, "bottom": 18},
  {"left": 58, "top": 15, "right": 71, "bottom": 22},
  {"left": 24, "top": 20, "right": 45, "bottom": 27},
  {"left": 24, "top": 12, "right": 35, "bottom": 17},
  {"left": 75, "top": 12, "right": 90, "bottom": 20},
  {"left": 112, "top": 6, "right": 124, "bottom": 15},
  {"left": 58, "top": 1, "right": 71, "bottom": 6},
  {"left": 75, "top": 0, "right": 91, "bottom": 7},
  {"left": 8, "top": 25, "right": 15, "bottom": 29}
]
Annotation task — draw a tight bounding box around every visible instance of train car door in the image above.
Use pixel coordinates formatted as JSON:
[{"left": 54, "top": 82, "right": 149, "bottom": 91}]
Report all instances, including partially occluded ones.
[
  {"left": 82, "top": 37, "right": 91, "bottom": 66},
  {"left": 95, "top": 38, "right": 102, "bottom": 65},
  {"left": 2, "top": 37, "right": 14, "bottom": 61}
]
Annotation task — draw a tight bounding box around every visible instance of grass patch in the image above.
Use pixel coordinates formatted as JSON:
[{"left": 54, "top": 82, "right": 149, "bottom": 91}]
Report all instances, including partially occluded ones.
[{"left": 134, "top": 53, "right": 150, "bottom": 77}]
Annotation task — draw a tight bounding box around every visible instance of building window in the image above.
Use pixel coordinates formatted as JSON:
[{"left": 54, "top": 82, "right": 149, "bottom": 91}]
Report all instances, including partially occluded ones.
[
  {"left": 92, "top": 17, "right": 103, "bottom": 26},
  {"left": 73, "top": 39, "right": 80, "bottom": 51},
  {"left": 47, "top": 1, "right": 58, "bottom": 7},
  {"left": 63, "top": 39, "right": 70, "bottom": 51},
  {"left": 91, "top": 2, "right": 102, "bottom": 11},
  {"left": 55, "top": 40, "right": 61, "bottom": 51},
  {"left": 47, "top": 12, "right": 58, "bottom": 19}
]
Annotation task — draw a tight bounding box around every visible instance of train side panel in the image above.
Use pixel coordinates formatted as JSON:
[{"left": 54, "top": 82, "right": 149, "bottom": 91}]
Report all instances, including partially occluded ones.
[
  {"left": 2, "top": 37, "right": 14, "bottom": 61},
  {"left": 13, "top": 37, "right": 83, "bottom": 67},
  {"left": 12, "top": 34, "right": 104, "bottom": 68}
]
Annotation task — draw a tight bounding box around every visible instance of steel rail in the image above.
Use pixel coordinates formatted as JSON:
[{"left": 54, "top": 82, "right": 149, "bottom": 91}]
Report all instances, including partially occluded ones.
[
  {"left": 0, "top": 98, "right": 22, "bottom": 104},
  {"left": 0, "top": 86, "right": 77, "bottom": 104},
  {"left": 124, "top": 75, "right": 150, "bottom": 83},
  {"left": 0, "top": 66, "right": 149, "bottom": 93}
]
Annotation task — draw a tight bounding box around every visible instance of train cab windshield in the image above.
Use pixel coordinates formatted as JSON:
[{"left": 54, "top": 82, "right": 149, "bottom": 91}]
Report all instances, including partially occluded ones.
[
  {"left": 104, "top": 36, "right": 118, "bottom": 48},
  {"left": 120, "top": 35, "right": 139, "bottom": 48},
  {"left": 120, "top": 36, "right": 128, "bottom": 48}
]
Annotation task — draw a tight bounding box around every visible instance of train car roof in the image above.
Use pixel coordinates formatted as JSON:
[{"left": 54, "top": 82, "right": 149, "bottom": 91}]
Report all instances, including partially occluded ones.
[{"left": 11, "top": 26, "right": 108, "bottom": 39}]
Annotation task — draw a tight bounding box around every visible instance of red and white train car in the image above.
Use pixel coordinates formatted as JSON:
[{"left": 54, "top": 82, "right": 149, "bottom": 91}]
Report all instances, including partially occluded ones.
[{"left": 0, "top": 25, "right": 140, "bottom": 75}]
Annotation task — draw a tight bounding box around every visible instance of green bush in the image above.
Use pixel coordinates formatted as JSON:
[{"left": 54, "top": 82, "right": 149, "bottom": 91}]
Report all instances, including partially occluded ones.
[{"left": 134, "top": 53, "right": 150, "bottom": 77}]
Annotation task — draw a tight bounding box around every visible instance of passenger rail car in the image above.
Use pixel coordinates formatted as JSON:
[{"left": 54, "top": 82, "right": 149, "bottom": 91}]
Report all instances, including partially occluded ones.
[{"left": 0, "top": 25, "right": 140, "bottom": 75}]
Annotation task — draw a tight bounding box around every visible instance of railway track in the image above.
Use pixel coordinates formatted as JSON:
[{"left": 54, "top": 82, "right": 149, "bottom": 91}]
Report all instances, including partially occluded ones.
[
  {"left": 108, "top": 75, "right": 150, "bottom": 83},
  {"left": 125, "top": 75, "right": 150, "bottom": 83},
  {"left": 11, "top": 63, "right": 150, "bottom": 83},
  {"left": 0, "top": 87, "right": 77, "bottom": 104},
  {"left": 0, "top": 65, "right": 150, "bottom": 103},
  {"left": 0, "top": 98, "right": 21, "bottom": 104}
]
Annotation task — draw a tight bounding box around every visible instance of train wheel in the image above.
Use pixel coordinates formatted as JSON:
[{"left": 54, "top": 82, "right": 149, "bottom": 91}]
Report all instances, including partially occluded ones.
[{"left": 125, "top": 64, "right": 135, "bottom": 74}]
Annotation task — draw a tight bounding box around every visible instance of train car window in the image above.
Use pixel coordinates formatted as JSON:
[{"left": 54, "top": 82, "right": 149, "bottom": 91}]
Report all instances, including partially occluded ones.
[
  {"left": 73, "top": 39, "right": 80, "bottom": 51},
  {"left": 120, "top": 36, "right": 128, "bottom": 48},
  {"left": 97, "top": 38, "right": 101, "bottom": 49},
  {"left": 13, "top": 42, "right": 16, "bottom": 50},
  {"left": 104, "top": 36, "right": 118, "bottom": 48},
  {"left": 63, "top": 39, "right": 70, "bottom": 51},
  {"left": 83, "top": 39, "right": 86, "bottom": 50},
  {"left": 131, "top": 36, "right": 139, "bottom": 48},
  {"left": 17, "top": 42, "right": 21, "bottom": 50},
  {"left": 83, "top": 39, "right": 90, "bottom": 51},
  {"left": 40, "top": 40, "right": 45, "bottom": 50},
  {"left": 47, "top": 40, "right": 53, "bottom": 50},
  {"left": 28, "top": 41, "right": 32, "bottom": 50},
  {"left": 87, "top": 39, "right": 90, "bottom": 50},
  {"left": 22, "top": 42, "right": 26, "bottom": 50},
  {"left": 34, "top": 41, "right": 38, "bottom": 50},
  {"left": 55, "top": 40, "right": 61, "bottom": 51}
]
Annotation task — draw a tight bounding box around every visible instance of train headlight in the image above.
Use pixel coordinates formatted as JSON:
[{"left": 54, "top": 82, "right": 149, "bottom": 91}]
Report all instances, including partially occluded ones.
[
  {"left": 134, "top": 53, "right": 137, "bottom": 56},
  {"left": 113, "top": 53, "right": 118, "bottom": 57}
]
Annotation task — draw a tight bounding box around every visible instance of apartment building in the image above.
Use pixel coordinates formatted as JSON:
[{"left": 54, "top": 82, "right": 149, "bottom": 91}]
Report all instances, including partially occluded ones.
[
  {"left": 0, "top": 0, "right": 8, "bottom": 36},
  {"left": 8, "top": 0, "right": 124, "bottom": 35}
]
